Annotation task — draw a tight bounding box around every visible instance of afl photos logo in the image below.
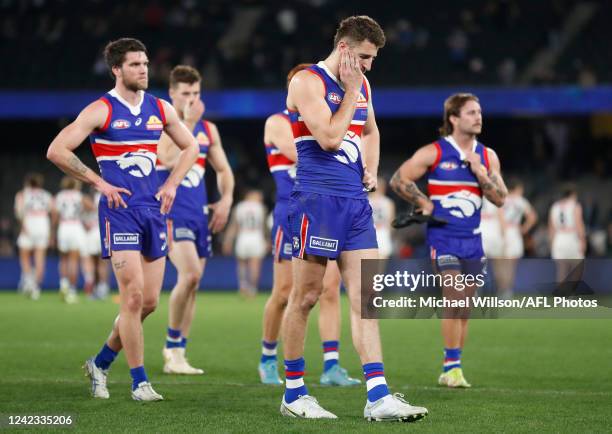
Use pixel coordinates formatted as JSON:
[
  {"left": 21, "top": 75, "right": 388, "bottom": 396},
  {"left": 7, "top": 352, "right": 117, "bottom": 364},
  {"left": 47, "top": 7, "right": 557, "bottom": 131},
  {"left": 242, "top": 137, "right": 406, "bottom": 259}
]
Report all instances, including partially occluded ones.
[{"left": 327, "top": 92, "right": 342, "bottom": 104}]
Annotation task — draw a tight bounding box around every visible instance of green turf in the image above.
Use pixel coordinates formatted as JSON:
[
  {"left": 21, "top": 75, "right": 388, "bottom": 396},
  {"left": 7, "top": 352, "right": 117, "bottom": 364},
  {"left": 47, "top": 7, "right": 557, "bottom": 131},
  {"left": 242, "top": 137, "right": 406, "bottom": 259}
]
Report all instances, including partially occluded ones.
[{"left": 1, "top": 291, "right": 611, "bottom": 433}]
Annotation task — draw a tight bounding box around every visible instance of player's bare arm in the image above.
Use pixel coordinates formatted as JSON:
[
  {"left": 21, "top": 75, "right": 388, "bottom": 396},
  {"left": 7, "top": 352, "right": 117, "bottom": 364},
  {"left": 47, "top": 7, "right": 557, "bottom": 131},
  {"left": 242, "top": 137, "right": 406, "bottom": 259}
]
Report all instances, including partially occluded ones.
[
  {"left": 465, "top": 148, "right": 507, "bottom": 207},
  {"left": 287, "top": 50, "right": 363, "bottom": 151},
  {"left": 521, "top": 204, "right": 538, "bottom": 235},
  {"left": 206, "top": 122, "right": 235, "bottom": 233},
  {"left": 156, "top": 100, "right": 199, "bottom": 214},
  {"left": 265, "top": 114, "right": 297, "bottom": 162},
  {"left": 46, "top": 100, "right": 132, "bottom": 209},
  {"left": 390, "top": 144, "right": 437, "bottom": 214},
  {"left": 361, "top": 78, "right": 379, "bottom": 191},
  {"left": 575, "top": 203, "right": 587, "bottom": 253}
]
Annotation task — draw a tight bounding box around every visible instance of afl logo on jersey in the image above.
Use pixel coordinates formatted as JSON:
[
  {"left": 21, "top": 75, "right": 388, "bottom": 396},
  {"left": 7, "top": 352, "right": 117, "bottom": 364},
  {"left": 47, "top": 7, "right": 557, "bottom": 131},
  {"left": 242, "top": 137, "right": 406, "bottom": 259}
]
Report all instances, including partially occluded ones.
[
  {"left": 327, "top": 92, "right": 342, "bottom": 104},
  {"left": 111, "top": 119, "right": 131, "bottom": 129},
  {"left": 439, "top": 161, "right": 459, "bottom": 171},
  {"left": 146, "top": 115, "right": 163, "bottom": 130}
]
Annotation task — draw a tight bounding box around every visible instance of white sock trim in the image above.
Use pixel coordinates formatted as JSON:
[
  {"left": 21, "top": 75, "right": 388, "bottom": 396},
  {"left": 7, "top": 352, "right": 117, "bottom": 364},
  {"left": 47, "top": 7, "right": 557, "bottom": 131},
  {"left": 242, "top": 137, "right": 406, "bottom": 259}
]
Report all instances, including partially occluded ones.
[
  {"left": 366, "top": 376, "right": 387, "bottom": 391},
  {"left": 323, "top": 351, "right": 339, "bottom": 361},
  {"left": 285, "top": 377, "right": 305, "bottom": 389},
  {"left": 262, "top": 347, "right": 277, "bottom": 356}
]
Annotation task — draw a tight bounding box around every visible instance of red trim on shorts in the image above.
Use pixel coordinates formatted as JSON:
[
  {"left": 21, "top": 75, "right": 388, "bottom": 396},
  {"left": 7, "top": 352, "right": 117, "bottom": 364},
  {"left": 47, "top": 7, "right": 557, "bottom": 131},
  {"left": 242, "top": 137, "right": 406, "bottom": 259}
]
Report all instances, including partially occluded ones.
[
  {"left": 299, "top": 214, "right": 309, "bottom": 259},
  {"left": 430, "top": 142, "right": 442, "bottom": 172},
  {"left": 167, "top": 219, "right": 173, "bottom": 250},
  {"left": 156, "top": 98, "right": 167, "bottom": 125},
  {"left": 306, "top": 69, "right": 327, "bottom": 96},
  {"left": 430, "top": 246, "right": 436, "bottom": 259},
  {"left": 99, "top": 97, "right": 112, "bottom": 132},
  {"left": 274, "top": 226, "right": 283, "bottom": 262},
  {"left": 105, "top": 218, "right": 111, "bottom": 256}
]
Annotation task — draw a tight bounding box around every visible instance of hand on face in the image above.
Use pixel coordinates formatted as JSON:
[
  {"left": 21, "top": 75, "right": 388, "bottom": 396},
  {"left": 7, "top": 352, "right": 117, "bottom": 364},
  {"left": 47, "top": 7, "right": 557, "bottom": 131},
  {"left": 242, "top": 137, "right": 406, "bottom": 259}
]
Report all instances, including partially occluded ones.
[{"left": 339, "top": 45, "right": 363, "bottom": 93}]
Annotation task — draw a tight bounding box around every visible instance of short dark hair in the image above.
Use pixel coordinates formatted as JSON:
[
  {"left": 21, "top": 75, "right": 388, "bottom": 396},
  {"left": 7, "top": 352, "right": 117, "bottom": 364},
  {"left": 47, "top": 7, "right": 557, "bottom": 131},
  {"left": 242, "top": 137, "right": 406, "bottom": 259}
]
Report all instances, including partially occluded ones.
[
  {"left": 333, "top": 16, "right": 386, "bottom": 48},
  {"left": 103, "top": 38, "right": 147, "bottom": 77},
  {"left": 286, "top": 63, "right": 313, "bottom": 88},
  {"left": 24, "top": 173, "right": 43, "bottom": 188},
  {"left": 169, "top": 65, "right": 201, "bottom": 88},
  {"left": 439, "top": 93, "right": 480, "bottom": 136},
  {"left": 561, "top": 182, "right": 577, "bottom": 198}
]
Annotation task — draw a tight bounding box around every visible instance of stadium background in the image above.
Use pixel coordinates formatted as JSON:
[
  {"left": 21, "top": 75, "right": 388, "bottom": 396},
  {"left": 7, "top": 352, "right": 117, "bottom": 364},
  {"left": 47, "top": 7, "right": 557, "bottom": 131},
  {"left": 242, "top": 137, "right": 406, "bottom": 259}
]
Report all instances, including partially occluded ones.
[{"left": 0, "top": 1, "right": 611, "bottom": 432}]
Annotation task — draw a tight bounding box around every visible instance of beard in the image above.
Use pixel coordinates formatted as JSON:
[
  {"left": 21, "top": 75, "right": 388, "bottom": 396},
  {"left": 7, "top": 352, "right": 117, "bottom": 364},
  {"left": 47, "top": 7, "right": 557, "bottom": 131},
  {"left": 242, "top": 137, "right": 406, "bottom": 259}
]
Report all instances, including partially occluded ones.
[{"left": 124, "top": 76, "right": 148, "bottom": 92}]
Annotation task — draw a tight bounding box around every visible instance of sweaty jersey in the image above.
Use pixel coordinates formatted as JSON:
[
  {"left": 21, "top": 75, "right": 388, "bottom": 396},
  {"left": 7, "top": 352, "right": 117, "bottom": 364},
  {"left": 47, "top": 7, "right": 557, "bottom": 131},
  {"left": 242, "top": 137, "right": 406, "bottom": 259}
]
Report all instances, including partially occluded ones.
[
  {"left": 427, "top": 136, "right": 490, "bottom": 237},
  {"left": 55, "top": 189, "right": 83, "bottom": 223},
  {"left": 157, "top": 119, "right": 212, "bottom": 219},
  {"left": 15, "top": 187, "right": 52, "bottom": 220},
  {"left": 290, "top": 61, "right": 369, "bottom": 199},
  {"left": 89, "top": 89, "right": 166, "bottom": 209},
  {"left": 265, "top": 110, "right": 295, "bottom": 205}
]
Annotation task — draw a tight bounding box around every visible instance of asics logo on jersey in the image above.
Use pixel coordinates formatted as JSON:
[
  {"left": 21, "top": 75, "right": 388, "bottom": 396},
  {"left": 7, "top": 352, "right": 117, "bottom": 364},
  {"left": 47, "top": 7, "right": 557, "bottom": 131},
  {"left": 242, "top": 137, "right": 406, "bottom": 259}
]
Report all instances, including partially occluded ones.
[
  {"left": 327, "top": 92, "right": 342, "bottom": 104},
  {"left": 116, "top": 151, "right": 156, "bottom": 178},
  {"left": 111, "top": 119, "right": 131, "bottom": 129},
  {"left": 439, "top": 191, "right": 482, "bottom": 218},
  {"left": 135, "top": 118, "right": 142, "bottom": 126}
]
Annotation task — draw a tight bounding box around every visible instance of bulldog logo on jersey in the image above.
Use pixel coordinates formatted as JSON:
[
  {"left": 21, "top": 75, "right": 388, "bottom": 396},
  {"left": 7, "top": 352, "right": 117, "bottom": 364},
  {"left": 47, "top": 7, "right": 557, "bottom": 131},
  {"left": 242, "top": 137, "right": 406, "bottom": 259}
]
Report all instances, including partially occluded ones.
[
  {"left": 195, "top": 131, "right": 210, "bottom": 145},
  {"left": 335, "top": 133, "right": 362, "bottom": 165},
  {"left": 440, "top": 191, "right": 482, "bottom": 218},
  {"left": 180, "top": 165, "right": 204, "bottom": 188},
  {"left": 116, "top": 150, "right": 156, "bottom": 178},
  {"left": 146, "top": 115, "right": 163, "bottom": 130}
]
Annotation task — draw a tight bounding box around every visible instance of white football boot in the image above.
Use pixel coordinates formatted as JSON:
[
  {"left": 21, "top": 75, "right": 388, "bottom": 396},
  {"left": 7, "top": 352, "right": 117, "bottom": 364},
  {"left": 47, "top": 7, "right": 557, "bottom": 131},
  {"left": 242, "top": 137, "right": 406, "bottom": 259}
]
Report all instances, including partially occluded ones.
[
  {"left": 131, "top": 382, "right": 163, "bottom": 401},
  {"left": 280, "top": 395, "right": 337, "bottom": 419},
  {"left": 162, "top": 347, "right": 204, "bottom": 375},
  {"left": 83, "top": 358, "right": 109, "bottom": 399},
  {"left": 364, "top": 393, "right": 428, "bottom": 422}
]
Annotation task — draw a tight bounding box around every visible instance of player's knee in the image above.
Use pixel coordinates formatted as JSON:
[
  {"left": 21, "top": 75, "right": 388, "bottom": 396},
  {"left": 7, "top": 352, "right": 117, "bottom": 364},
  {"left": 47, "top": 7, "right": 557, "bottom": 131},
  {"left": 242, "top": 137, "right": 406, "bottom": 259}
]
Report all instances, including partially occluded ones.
[
  {"left": 124, "top": 291, "right": 144, "bottom": 313},
  {"left": 142, "top": 295, "right": 159, "bottom": 315},
  {"left": 299, "top": 289, "right": 321, "bottom": 313},
  {"left": 184, "top": 269, "right": 202, "bottom": 291}
]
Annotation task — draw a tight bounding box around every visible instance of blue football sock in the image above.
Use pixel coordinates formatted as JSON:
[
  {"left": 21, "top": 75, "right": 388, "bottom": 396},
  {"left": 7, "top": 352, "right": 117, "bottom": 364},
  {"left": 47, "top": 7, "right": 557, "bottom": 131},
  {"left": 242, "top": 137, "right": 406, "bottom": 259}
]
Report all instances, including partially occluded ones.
[
  {"left": 166, "top": 327, "right": 182, "bottom": 349},
  {"left": 130, "top": 366, "right": 148, "bottom": 390},
  {"left": 261, "top": 340, "right": 277, "bottom": 363},
  {"left": 284, "top": 358, "right": 308, "bottom": 403},
  {"left": 363, "top": 362, "right": 389, "bottom": 402},
  {"left": 322, "top": 340, "right": 339, "bottom": 372},
  {"left": 444, "top": 348, "right": 461, "bottom": 372},
  {"left": 94, "top": 343, "right": 117, "bottom": 370}
]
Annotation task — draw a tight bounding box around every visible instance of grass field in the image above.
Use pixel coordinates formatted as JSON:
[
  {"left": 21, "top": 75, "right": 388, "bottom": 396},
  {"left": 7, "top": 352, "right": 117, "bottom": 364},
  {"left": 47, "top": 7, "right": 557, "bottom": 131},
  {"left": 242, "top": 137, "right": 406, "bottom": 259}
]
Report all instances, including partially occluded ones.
[{"left": 1, "top": 291, "right": 611, "bottom": 433}]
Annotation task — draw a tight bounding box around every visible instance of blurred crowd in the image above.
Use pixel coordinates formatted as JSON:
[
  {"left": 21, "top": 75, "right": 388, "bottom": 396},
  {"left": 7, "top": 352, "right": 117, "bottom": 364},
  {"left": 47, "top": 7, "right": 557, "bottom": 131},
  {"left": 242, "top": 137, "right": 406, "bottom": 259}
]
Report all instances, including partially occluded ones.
[{"left": 1, "top": 0, "right": 607, "bottom": 89}]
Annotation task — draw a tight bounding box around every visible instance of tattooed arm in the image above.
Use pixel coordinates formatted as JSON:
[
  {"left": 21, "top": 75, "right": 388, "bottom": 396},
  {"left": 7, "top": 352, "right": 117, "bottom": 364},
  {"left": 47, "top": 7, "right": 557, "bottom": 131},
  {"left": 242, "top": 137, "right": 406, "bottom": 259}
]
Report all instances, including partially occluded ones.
[
  {"left": 465, "top": 148, "right": 507, "bottom": 207},
  {"left": 389, "top": 143, "right": 438, "bottom": 215},
  {"left": 46, "top": 100, "right": 132, "bottom": 209}
]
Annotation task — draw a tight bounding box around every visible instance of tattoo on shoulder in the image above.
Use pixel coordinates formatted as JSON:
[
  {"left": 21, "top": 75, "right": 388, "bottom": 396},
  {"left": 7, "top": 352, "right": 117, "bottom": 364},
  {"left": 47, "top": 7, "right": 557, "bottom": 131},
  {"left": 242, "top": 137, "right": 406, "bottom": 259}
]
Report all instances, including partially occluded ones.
[{"left": 68, "top": 155, "right": 88, "bottom": 175}]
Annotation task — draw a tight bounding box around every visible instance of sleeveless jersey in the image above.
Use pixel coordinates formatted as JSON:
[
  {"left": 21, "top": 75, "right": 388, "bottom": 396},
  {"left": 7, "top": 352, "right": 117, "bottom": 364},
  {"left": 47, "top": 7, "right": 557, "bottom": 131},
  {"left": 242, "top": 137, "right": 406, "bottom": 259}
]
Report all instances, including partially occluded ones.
[
  {"left": 265, "top": 110, "right": 295, "bottom": 204},
  {"left": 16, "top": 187, "right": 52, "bottom": 219},
  {"left": 157, "top": 119, "right": 211, "bottom": 218},
  {"left": 550, "top": 199, "right": 579, "bottom": 233},
  {"left": 427, "top": 136, "right": 490, "bottom": 237},
  {"left": 234, "top": 201, "right": 266, "bottom": 233},
  {"left": 55, "top": 190, "right": 83, "bottom": 223},
  {"left": 89, "top": 89, "right": 166, "bottom": 209},
  {"left": 289, "top": 61, "right": 369, "bottom": 199}
]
